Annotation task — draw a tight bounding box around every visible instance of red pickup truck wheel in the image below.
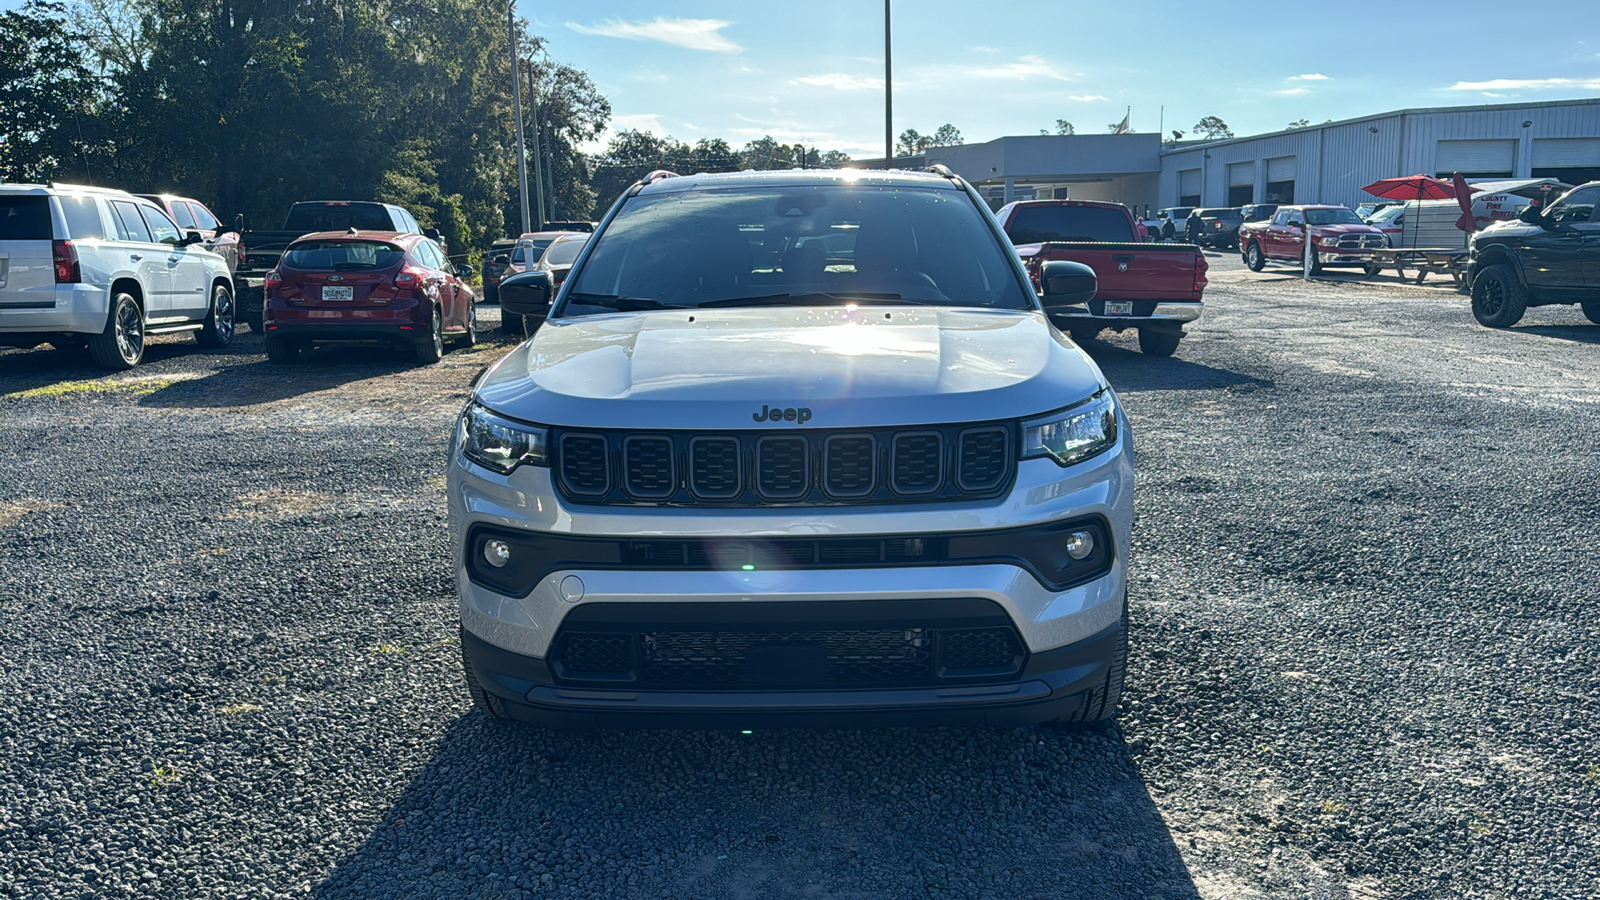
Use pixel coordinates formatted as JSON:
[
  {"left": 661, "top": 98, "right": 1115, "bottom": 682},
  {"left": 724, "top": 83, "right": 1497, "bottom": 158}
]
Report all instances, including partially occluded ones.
[
  {"left": 1245, "top": 242, "right": 1266, "bottom": 272},
  {"left": 1138, "top": 328, "right": 1182, "bottom": 357}
]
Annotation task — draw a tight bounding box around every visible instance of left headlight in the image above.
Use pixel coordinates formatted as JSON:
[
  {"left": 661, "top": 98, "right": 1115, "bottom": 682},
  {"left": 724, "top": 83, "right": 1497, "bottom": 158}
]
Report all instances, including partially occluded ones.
[
  {"left": 1022, "top": 391, "right": 1119, "bottom": 468},
  {"left": 1319, "top": 235, "right": 1339, "bottom": 247},
  {"left": 457, "top": 402, "right": 549, "bottom": 474}
]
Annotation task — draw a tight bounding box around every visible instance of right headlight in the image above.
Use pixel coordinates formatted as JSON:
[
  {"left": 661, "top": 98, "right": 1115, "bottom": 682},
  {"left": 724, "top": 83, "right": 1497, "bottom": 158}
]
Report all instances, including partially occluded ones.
[
  {"left": 1022, "top": 391, "right": 1119, "bottom": 468},
  {"left": 457, "top": 401, "right": 549, "bottom": 474}
]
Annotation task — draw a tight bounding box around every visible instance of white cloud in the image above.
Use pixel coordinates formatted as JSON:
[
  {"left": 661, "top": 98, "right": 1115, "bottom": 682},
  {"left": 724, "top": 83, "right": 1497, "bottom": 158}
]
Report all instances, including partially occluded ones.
[
  {"left": 970, "top": 54, "right": 1073, "bottom": 81},
  {"left": 610, "top": 113, "right": 666, "bottom": 133},
  {"left": 1067, "top": 94, "right": 1110, "bottom": 102},
  {"left": 1448, "top": 76, "right": 1600, "bottom": 91},
  {"left": 1290, "top": 73, "right": 1329, "bottom": 81},
  {"left": 1273, "top": 88, "right": 1310, "bottom": 96},
  {"left": 969, "top": 45, "right": 1001, "bottom": 53},
  {"left": 567, "top": 17, "right": 741, "bottom": 53},
  {"left": 795, "top": 73, "right": 884, "bottom": 91}
]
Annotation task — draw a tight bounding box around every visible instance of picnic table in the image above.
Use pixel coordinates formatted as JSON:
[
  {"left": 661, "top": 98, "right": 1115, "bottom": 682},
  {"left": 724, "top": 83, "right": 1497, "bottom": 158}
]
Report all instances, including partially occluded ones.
[{"left": 1363, "top": 248, "right": 1472, "bottom": 287}]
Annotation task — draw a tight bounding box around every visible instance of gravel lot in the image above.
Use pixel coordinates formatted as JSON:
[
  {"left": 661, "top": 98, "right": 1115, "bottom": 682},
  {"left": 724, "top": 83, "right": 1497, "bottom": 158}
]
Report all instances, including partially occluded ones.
[{"left": 3, "top": 257, "right": 1598, "bottom": 899}]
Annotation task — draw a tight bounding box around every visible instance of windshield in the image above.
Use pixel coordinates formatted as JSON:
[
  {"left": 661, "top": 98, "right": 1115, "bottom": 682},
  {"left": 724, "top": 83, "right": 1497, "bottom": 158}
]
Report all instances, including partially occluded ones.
[
  {"left": 284, "top": 203, "right": 394, "bottom": 232},
  {"left": 282, "top": 240, "right": 405, "bottom": 270},
  {"left": 543, "top": 237, "right": 586, "bottom": 266},
  {"left": 512, "top": 237, "right": 555, "bottom": 263},
  {"left": 1368, "top": 206, "right": 1405, "bottom": 223},
  {"left": 1305, "top": 208, "right": 1363, "bottom": 226},
  {"left": 1006, "top": 206, "right": 1133, "bottom": 243},
  {"left": 559, "top": 183, "right": 1033, "bottom": 314}
]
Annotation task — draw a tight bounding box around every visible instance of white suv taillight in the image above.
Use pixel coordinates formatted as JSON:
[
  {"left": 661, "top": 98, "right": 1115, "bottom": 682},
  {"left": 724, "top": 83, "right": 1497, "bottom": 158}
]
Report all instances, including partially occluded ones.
[{"left": 52, "top": 240, "right": 81, "bottom": 283}]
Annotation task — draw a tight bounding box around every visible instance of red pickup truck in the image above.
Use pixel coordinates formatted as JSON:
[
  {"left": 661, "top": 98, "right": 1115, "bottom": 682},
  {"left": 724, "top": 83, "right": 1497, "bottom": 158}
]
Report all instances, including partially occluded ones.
[
  {"left": 1237, "top": 205, "right": 1386, "bottom": 273},
  {"left": 996, "top": 199, "right": 1207, "bottom": 356}
]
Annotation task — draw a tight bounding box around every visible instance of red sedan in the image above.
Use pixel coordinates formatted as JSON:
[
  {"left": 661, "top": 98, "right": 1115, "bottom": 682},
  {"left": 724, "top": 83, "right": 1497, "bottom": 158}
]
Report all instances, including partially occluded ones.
[{"left": 262, "top": 231, "right": 476, "bottom": 364}]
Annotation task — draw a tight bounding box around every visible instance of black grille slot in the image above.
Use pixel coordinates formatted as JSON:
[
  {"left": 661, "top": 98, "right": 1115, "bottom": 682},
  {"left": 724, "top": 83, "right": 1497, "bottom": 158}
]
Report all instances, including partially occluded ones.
[
  {"left": 892, "top": 431, "right": 943, "bottom": 495},
  {"left": 957, "top": 427, "right": 1010, "bottom": 493},
  {"left": 824, "top": 434, "right": 877, "bottom": 498},
  {"left": 939, "top": 627, "right": 1023, "bottom": 673},
  {"left": 553, "top": 634, "right": 632, "bottom": 675},
  {"left": 639, "top": 628, "right": 933, "bottom": 687},
  {"left": 559, "top": 433, "right": 610, "bottom": 497},
  {"left": 756, "top": 436, "right": 810, "bottom": 500},
  {"left": 623, "top": 435, "right": 675, "bottom": 499},
  {"left": 689, "top": 436, "right": 742, "bottom": 499}
]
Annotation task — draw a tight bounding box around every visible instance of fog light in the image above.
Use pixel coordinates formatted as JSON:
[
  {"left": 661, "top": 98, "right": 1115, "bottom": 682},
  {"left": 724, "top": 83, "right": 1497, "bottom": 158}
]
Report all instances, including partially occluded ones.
[
  {"left": 483, "top": 539, "right": 511, "bottom": 568},
  {"left": 1065, "top": 531, "right": 1095, "bottom": 560}
]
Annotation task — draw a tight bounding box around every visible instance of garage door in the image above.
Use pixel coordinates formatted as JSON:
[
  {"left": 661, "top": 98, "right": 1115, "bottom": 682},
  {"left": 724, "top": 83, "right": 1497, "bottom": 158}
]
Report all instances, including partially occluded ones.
[
  {"left": 1266, "top": 157, "right": 1296, "bottom": 182},
  {"left": 1436, "top": 140, "right": 1515, "bottom": 175},
  {"left": 1179, "top": 169, "right": 1201, "bottom": 194},
  {"left": 1532, "top": 138, "right": 1600, "bottom": 168},
  {"left": 1228, "top": 162, "right": 1254, "bottom": 186}
]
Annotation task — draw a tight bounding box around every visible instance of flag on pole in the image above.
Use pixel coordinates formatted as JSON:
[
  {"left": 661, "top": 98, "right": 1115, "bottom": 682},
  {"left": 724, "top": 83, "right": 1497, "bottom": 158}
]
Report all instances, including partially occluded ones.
[{"left": 1112, "top": 110, "right": 1130, "bottom": 135}]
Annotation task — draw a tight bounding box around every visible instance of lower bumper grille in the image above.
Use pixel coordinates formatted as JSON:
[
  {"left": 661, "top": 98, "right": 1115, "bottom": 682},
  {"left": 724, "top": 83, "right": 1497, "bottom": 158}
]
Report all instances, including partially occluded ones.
[{"left": 551, "top": 624, "right": 1023, "bottom": 689}]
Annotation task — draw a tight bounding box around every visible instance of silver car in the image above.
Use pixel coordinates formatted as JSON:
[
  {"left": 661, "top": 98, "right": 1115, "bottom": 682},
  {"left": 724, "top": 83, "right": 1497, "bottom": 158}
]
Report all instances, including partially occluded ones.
[{"left": 449, "top": 168, "right": 1133, "bottom": 729}]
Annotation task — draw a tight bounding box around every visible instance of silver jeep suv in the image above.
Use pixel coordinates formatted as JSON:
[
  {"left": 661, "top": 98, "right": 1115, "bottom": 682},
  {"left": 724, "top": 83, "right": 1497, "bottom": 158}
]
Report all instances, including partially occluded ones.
[
  {"left": 450, "top": 168, "right": 1133, "bottom": 729},
  {"left": 0, "top": 183, "right": 236, "bottom": 369}
]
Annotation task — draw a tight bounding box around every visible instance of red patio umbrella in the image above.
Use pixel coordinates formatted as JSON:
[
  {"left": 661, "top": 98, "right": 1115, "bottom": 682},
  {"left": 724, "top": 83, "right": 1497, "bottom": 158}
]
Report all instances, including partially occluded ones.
[
  {"left": 1361, "top": 174, "right": 1477, "bottom": 248},
  {"left": 1451, "top": 172, "right": 1477, "bottom": 233}
]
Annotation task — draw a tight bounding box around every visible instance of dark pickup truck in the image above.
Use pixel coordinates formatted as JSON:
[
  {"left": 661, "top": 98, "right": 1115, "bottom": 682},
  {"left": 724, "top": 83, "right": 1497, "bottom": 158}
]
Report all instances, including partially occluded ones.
[
  {"left": 1469, "top": 181, "right": 1600, "bottom": 328},
  {"left": 995, "top": 199, "right": 1207, "bottom": 356},
  {"left": 231, "top": 200, "right": 435, "bottom": 330}
]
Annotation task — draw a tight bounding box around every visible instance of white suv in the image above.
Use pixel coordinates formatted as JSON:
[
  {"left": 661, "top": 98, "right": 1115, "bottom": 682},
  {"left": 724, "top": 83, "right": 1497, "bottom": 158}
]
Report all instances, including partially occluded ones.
[{"left": 0, "top": 183, "right": 237, "bottom": 369}]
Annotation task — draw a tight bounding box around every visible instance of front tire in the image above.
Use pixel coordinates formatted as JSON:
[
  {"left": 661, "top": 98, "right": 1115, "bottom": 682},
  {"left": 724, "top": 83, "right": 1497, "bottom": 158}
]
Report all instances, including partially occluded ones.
[
  {"left": 1245, "top": 242, "right": 1266, "bottom": 271},
  {"left": 88, "top": 293, "right": 144, "bottom": 370},
  {"left": 1067, "top": 323, "right": 1101, "bottom": 344},
  {"left": 413, "top": 304, "right": 444, "bottom": 364},
  {"left": 1050, "top": 599, "right": 1127, "bottom": 726},
  {"left": 454, "top": 303, "right": 478, "bottom": 349},
  {"left": 264, "top": 337, "right": 300, "bottom": 364},
  {"left": 1471, "top": 264, "right": 1528, "bottom": 328},
  {"left": 196, "top": 283, "right": 235, "bottom": 349},
  {"left": 463, "top": 640, "right": 508, "bottom": 719},
  {"left": 1138, "top": 327, "right": 1182, "bottom": 357},
  {"left": 1581, "top": 298, "right": 1600, "bottom": 325}
]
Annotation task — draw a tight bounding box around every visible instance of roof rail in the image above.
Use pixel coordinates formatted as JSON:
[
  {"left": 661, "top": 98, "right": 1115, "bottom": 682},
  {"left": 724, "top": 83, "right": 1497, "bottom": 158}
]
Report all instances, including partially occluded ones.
[
  {"left": 922, "top": 164, "right": 957, "bottom": 180},
  {"left": 642, "top": 170, "right": 680, "bottom": 185}
]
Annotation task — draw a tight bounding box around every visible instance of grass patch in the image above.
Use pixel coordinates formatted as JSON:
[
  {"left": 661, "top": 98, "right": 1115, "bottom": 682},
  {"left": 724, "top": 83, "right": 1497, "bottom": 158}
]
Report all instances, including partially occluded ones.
[
  {"left": 148, "top": 763, "right": 180, "bottom": 786},
  {"left": 372, "top": 643, "right": 406, "bottom": 655},
  {"left": 0, "top": 500, "right": 64, "bottom": 528},
  {"left": 7, "top": 376, "right": 173, "bottom": 399},
  {"left": 220, "top": 702, "right": 263, "bottom": 716}
]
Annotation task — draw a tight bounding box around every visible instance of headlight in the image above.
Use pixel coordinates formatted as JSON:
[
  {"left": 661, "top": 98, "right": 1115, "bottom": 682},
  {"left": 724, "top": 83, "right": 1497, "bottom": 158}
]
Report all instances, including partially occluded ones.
[
  {"left": 1022, "top": 391, "right": 1118, "bottom": 467},
  {"left": 457, "top": 402, "right": 549, "bottom": 474},
  {"left": 1319, "top": 235, "right": 1339, "bottom": 247}
]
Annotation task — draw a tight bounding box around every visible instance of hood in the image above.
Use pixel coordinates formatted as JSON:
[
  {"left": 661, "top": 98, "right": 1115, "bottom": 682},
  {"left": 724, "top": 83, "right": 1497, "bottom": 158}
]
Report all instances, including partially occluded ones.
[
  {"left": 475, "top": 306, "right": 1106, "bottom": 430},
  {"left": 1473, "top": 218, "right": 1540, "bottom": 243},
  {"left": 1311, "top": 223, "right": 1383, "bottom": 236}
]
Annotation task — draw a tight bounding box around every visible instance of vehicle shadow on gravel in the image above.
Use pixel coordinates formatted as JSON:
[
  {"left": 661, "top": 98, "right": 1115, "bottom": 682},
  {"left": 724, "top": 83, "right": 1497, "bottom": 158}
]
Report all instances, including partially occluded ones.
[
  {"left": 1511, "top": 324, "right": 1600, "bottom": 344},
  {"left": 313, "top": 716, "right": 1201, "bottom": 899},
  {"left": 1081, "top": 342, "right": 1271, "bottom": 394},
  {"left": 0, "top": 343, "right": 207, "bottom": 391},
  {"left": 137, "top": 347, "right": 419, "bottom": 408}
]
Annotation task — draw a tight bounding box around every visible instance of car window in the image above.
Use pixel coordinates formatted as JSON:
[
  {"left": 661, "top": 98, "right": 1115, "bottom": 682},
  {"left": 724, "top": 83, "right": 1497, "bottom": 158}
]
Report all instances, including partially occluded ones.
[
  {"left": 1006, "top": 206, "right": 1133, "bottom": 243},
  {"left": 543, "top": 236, "right": 586, "bottom": 266},
  {"left": 1548, "top": 186, "right": 1600, "bottom": 227},
  {"left": 109, "top": 200, "right": 154, "bottom": 243},
  {"left": 189, "top": 202, "right": 219, "bottom": 230},
  {"left": 138, "top": 204, "right": 184, "bottom": 245},
  {"left": 57, "top": 195, "right": 105, "bottom": 240},
  {"left": 1271, "top": 211, "right": 1289, "bottom": 226},
  {"left": 563, "top": 183, "right": 1033, "bottom": 314},
  {"left": 282, "top": 239, "right": 405, "bottom": 270},
  {"left": 284, "top": 203, "right": 396, "bottom": 232},
  {"left": 0, "top": 195, "right": 52, "bottom": 240},
  {"left": 167, "top": 200, "right": 196, "bottom": 230},
  {"left": 1305, "top": 208, "right": 1361, "bottom": 226}
]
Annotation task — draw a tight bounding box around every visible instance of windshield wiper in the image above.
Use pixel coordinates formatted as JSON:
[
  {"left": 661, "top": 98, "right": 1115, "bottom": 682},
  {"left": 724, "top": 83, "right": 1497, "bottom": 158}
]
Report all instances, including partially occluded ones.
[
  {"left": 698, "top": 292, "right": 916, "bottom": 308},
  {"left": 563, "top": 292, "right": 680, "bottom": 311}
]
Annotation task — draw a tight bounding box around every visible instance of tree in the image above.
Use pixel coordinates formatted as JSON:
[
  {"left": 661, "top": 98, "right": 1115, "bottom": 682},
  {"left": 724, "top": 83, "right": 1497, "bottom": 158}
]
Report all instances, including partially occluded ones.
[
  {"left": 895, "top": 128, "right": 927, "bottom": 156},
  {"left": 1287, "top": 118, "right": 1310, "bottom": 129},
  {"left": 1192, "top": 116, "right": 1233, "bottom": 140},
  {"left": 0, "top": 1, "right": 104, "bottom": 183},
  {"left": 1055, "top": 120, "right": 1076, "bottom": 135},
  {"left": 820, "top": 149, "right": 852, "bottom": 167},
  {"left": 930, "top": 123, "right": 962, "bottom": 147},
  {"left": 740, "top": 135, "right": 801, "bottom": 170}
]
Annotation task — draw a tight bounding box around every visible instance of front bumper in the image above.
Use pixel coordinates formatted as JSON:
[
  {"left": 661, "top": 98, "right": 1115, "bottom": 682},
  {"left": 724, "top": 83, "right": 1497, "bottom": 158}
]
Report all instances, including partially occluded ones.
[{"left": 1315, "top": 249, "right": 1380, "bottom": 267}]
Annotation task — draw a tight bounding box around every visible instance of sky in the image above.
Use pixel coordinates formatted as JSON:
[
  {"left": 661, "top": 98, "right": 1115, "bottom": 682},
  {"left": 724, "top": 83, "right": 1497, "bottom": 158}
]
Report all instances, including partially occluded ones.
[{"left": 531, "top": 0, "right": 1600, "bottom": 157}]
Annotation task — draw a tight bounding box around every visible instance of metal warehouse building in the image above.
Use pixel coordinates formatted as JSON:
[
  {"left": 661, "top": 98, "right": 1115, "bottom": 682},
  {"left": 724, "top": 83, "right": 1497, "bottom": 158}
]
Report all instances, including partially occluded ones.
[
  {"left": 905, "top": 98, "right": 1600, "bottom": 212},
  {"left": 1158, "top": 98, "right": 1600, "bottom": 210}
]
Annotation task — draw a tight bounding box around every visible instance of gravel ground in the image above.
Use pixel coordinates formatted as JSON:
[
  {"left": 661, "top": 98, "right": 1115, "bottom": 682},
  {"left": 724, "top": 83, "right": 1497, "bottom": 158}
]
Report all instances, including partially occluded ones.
[{"left": 2, "top": 261, "right": 1598, "bottom": 899}]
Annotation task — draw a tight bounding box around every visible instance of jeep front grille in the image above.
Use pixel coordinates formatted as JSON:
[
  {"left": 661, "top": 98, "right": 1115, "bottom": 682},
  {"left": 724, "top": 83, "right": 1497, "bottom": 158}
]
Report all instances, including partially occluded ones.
[{"left": 548, "top": 423, "right": 1016, "bottom": 507}]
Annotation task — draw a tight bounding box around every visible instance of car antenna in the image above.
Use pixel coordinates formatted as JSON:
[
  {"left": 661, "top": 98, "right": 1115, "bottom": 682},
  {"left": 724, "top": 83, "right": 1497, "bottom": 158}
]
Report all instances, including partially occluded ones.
[{"left": 347, "top": 227, "right": 359, "bottom": 235}]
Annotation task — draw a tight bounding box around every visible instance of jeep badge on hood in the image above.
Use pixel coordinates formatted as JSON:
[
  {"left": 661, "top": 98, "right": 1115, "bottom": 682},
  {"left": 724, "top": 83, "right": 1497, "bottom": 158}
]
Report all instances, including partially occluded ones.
[{"left": 753, "top": 405, "right": 812, "bottom": 424}]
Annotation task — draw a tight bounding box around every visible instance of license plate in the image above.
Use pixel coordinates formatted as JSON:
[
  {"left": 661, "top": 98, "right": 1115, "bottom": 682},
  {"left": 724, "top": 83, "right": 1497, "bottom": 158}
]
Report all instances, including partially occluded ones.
[
  {"left": 321, "top": 286, "right": 353, "bottom": 301},
  {"left": 1104, "top": 301, "right": 1133, "bottom": 316}
]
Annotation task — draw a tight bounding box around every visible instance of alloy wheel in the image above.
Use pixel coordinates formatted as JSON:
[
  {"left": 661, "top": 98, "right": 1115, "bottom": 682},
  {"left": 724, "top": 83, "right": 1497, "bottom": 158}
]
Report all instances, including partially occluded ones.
[
  {"left": 216, "top": 287, "right": 235, "bottom": 341},
  {"left": 116, "top": 300, "right": 144, "bottom": 364},
  {"left": 1478, "top": 278, "right": 1504, "bottom": 318}
]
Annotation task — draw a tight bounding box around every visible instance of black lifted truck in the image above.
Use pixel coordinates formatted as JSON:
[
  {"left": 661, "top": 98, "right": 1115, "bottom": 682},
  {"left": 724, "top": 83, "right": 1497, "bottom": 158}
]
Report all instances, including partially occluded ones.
[{"left": 1469, "top": 182, "right": 1600, "bottom": 328}]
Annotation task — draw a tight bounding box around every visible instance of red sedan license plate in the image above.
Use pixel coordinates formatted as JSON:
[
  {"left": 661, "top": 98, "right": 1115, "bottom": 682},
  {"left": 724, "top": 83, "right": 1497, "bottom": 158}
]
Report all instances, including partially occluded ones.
[
  {"left": 322, "top": 286, "right": 353, "bottom": 302},
  {"left": 1104, "top": 301, "right": 1133, "bottom": 316}
]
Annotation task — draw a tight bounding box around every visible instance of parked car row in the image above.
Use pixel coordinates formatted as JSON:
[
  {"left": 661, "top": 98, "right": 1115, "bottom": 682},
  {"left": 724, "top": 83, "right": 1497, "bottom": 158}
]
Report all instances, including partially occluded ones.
[{"left": 0, "top": 184, "right": 475, "bottom": 369}]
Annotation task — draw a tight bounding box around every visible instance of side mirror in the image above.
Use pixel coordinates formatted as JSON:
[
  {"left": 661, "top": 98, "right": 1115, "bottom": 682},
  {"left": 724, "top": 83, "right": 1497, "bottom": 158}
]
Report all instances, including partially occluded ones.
[
  {"left": 1517, "top": 205, "right": 1546, "bottom": 227},
  {"left": 498, "top": 270, "right": 551, "bottom": 317},
  {"left": 1039, "top": 260, "right": 1097, "bottom": 309},
  {"left": 181, "top": 231, "right": 204, "bottom": 247},
  {"left": 423, "top": 228, "right": 443, "bottom": 241},
  {"left": 455, "top": 263, "right": 474, "bottom": 279}
]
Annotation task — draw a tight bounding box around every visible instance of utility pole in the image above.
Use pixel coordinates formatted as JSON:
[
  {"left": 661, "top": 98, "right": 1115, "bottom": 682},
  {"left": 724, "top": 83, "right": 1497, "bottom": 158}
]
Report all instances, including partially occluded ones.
[
  {"left": 527, "top": 64, "right": 545, "bottom": 231},
  {"left": 884, "top": 0, "right": 893, "bottom": 169},
  {"left": 508, "top": 5, "right": 531, "bottom": 236}
]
